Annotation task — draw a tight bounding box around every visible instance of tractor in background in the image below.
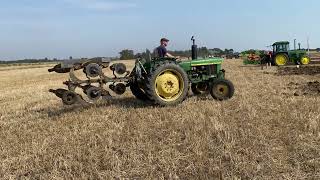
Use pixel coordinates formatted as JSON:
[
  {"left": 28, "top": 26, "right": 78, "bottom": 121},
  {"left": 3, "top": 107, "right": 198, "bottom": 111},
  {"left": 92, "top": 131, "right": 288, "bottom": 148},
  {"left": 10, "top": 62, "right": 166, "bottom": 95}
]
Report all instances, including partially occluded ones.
[
  {"left": 242, "top": 41, "right": 311, "bottom": 66},
  {"left": 272, "top": 41, "right": 311, "bottom": 66},
  {"left": 272, "top": 41, "right": 310, "bottom": 66},
  {"left": 49, "top": 37, "right": 234, "bottom": 106}
]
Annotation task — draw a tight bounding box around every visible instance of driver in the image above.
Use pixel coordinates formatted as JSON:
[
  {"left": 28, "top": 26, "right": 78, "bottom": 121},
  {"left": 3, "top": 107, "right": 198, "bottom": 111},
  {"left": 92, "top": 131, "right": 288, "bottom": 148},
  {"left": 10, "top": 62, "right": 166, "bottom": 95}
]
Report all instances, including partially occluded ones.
[{"left": 155, "top": 38, "right": 175, "bottom": 58}]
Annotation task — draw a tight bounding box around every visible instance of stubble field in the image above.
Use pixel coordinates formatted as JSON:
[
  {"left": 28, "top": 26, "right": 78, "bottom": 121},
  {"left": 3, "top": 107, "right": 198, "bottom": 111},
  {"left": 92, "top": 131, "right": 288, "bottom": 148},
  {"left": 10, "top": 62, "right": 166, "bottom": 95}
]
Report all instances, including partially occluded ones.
[{"left": 0, "top": 59, "right": 319, "bottom": 179}]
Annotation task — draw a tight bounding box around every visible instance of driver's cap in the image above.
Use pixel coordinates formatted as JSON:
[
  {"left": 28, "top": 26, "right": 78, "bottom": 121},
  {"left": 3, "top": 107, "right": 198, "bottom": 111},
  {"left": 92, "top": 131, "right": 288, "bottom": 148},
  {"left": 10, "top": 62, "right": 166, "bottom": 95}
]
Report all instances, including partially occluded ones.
[{"left": 160, "top": 38, "right": 169, "bottom": 42}]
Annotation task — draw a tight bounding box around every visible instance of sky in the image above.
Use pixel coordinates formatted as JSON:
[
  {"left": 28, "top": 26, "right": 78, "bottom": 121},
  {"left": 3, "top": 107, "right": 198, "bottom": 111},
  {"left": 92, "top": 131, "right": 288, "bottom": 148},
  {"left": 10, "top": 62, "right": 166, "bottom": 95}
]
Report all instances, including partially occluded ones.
[{"left": 0, "top": 0, "right": 319, "bottom": 60}]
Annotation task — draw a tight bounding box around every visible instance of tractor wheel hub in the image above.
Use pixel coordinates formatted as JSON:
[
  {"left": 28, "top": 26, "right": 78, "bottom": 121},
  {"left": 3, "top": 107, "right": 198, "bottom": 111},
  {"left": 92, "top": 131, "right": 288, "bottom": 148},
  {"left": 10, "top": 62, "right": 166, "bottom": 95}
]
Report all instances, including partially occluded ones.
[
  {"left": 216, "top": 84, "right": 229, "bottom": 96},
  {"left": 301, "top": 57, "right": 310, "bottom": 65},
  {"left": 156, "top": 72, "right": 180, "bottom": 98}
]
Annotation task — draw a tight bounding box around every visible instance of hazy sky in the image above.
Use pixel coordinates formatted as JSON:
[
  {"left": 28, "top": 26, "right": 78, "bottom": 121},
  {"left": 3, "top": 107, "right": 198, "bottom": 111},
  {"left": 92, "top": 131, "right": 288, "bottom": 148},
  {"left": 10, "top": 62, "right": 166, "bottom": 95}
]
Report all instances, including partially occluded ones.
[{"left": 0, "top": 0, "right": 319, "bottom": 60}]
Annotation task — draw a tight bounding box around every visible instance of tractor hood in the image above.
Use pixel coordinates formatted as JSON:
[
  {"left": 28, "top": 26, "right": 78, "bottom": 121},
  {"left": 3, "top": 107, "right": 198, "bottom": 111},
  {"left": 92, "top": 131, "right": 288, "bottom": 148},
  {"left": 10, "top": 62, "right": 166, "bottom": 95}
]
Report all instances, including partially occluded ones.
[{"left": 178, "top": 58, "right": 223, "bottom": 71}]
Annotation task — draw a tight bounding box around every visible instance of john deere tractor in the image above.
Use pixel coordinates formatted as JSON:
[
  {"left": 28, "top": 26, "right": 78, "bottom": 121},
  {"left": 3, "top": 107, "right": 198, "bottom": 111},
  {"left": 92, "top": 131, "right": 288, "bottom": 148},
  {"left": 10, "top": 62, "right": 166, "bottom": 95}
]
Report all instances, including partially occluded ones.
[
  {"left": 272, "top": 41, "right": 310, "bottom": 66},
  {"left": 49, "top": 37, "right": 234, "bottom": 106}
]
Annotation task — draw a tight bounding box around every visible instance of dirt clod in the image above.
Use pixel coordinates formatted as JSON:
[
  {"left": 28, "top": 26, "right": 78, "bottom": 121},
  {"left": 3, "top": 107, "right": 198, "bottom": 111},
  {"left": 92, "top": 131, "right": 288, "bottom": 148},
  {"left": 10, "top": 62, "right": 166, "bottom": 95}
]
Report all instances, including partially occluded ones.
[{"left": 288, "top": 81, "right": 320, "bottom": 96}]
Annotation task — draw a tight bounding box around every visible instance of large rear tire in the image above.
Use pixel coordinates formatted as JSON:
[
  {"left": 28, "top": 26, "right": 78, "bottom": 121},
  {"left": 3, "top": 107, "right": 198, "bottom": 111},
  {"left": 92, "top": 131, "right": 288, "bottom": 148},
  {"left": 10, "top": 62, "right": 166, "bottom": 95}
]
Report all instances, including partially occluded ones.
[
  {"left": 210, "top": 79, "right": 234, "bottom": 101},
  {"left": 144, "top": 61, "right": 189, "bottom": 106},
  {"left": 275, "top": 53, "right": 289, "bottom": 66}
]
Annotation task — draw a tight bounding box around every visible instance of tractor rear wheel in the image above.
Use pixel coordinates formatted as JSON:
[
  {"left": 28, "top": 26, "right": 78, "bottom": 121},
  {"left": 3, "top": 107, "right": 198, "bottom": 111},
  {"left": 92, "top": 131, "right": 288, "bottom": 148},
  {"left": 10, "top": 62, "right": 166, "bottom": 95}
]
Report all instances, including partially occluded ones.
[
  {"left": 210, "top": 79, "right": 234, "bottom": 101},
  {"left": 130, "top": 81, "right": 149, "bottom": 101},
  {"left": 300, "top": 56, "right": 311, "bottom": 65},
  {"left": 275, "top": 53, "right": 289, "bottom": 66},
  {"left": 145, "top": 61, "right": 189, "bottom": 106}
]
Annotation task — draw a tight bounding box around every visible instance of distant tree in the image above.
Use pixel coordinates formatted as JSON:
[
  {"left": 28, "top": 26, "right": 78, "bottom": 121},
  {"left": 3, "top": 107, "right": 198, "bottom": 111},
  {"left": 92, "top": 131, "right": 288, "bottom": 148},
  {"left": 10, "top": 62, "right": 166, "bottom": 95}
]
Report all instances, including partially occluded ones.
[
  {"left": 224, "top": 49, "right": 234, "bottom": 55},
  {"left": 119, "top": 49, "right": 135, "bottom": 60},
  {"left": 134, "top": 49, "right": 150, "bottom": 59},
  {"left": 198, "top": 47, "right": 209, "bottom": 58},
  {"left": 241, "top": 49, "right": 256, "bottom": 55},
  {"left": 209, "top": 48, "right": 223, "bottom": 57},
  {"left": 169, "top": 50, "right": 191, "bottom": 58},
  {"left": 134, "top": 53, "right": 142, "bottom": 59}
]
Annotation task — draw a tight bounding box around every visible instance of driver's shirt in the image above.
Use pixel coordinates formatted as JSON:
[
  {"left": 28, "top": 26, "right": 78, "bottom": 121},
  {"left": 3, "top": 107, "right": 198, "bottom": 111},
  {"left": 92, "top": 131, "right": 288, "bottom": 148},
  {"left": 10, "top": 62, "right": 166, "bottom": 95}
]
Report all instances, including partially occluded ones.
[{"left": 156, "top": 45, "right": 167, "bottom": 57}]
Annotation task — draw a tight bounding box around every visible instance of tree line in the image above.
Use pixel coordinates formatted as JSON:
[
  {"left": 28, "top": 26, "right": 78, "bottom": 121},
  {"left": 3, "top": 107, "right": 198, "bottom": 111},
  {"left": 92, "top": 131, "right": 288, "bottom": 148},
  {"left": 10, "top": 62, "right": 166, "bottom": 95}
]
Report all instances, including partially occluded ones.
[
  {"left": 119, "top": 47, "right": 238, "bottom": 60},
  {"left": 0, "top": 58, "right": 61, "bottom": 64},
  {"left": 119, "top": 47, "right": 320, "bottom": 60},
  {"left": 2, "top": 47, "right": 319, "bottom": 64}
]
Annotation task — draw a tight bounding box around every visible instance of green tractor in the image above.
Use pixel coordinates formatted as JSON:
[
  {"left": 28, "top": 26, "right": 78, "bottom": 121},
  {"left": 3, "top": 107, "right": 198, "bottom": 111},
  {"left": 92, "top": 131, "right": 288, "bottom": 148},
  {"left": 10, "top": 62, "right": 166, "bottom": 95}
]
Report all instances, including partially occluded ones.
[
  {"left": 49, "top": 37, "right": 234, "bottom": 106},
  {"left": 272, "top": 41, "right": 311, "bottom": 66}
]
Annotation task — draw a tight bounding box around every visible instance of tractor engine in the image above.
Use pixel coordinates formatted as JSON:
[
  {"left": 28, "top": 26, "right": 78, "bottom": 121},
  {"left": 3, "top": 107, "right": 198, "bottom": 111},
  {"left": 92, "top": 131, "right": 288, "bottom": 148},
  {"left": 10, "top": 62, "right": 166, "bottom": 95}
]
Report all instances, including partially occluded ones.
[{"left": 191, "top": 64, "right": 217, "bottom": 78}]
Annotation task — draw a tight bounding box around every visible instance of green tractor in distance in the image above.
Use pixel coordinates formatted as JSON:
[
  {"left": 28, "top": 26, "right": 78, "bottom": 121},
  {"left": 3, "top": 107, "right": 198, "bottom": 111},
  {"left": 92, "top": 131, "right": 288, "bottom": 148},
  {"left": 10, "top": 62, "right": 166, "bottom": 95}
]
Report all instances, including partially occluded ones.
[
  {"left": 49, "top": 37, "right": 234, "bottom": 106},
  {"left": 272, "top": 41, "right": 311, "bottom": 66}
]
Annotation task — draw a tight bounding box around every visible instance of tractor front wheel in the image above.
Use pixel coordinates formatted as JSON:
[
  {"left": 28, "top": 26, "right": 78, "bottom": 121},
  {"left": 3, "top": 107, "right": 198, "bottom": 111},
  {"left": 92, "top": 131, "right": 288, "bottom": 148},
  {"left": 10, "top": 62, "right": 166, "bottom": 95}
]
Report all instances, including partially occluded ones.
[
  {"left": 210, "top": 79, "right": 234, "bottom": 101},
  {"left": 145, "top": 61, "right": 189, "bottom": 106},
  {"left": 300, "top": 56, "right": 311, "bottom": 65}
]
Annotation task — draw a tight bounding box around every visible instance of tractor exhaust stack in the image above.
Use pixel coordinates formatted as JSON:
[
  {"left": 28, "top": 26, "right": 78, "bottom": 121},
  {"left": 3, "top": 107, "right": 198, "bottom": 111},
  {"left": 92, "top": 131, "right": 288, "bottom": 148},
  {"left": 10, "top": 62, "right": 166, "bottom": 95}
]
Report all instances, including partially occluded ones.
[{"left": 191, "top": 36, "right": 198, "bottom": 60}]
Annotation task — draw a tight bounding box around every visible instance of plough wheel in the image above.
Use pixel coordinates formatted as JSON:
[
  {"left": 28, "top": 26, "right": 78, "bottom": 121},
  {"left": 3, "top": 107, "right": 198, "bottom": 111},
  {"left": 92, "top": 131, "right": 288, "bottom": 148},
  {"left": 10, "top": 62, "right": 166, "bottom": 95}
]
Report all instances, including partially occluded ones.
[
  {"left": 191, "top": 82, "right": 209, "bottom": 95},
  {"left": 62, "top": 91, "right": 78, "bottom": 105},
  {"left": 130, "top": 81, "right": 149, "bottom": 101}
]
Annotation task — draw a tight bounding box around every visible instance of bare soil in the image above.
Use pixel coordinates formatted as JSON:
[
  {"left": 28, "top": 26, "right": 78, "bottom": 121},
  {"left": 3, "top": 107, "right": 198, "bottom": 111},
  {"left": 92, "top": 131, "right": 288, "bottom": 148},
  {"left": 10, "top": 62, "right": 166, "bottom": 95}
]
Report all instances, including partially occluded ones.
[
  {"left": 286, "top": 81, "right": 320, "bottom": 96},
  {"left": 278, "top": 65, "right": 320, "bottom": 76}
]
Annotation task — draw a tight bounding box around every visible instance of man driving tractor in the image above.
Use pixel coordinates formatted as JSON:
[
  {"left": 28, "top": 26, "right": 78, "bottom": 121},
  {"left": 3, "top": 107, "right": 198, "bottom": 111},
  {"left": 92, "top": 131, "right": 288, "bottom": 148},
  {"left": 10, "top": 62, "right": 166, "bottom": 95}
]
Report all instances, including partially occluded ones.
[{"left": 155, "top": 38, "right": 175, "bottom": 58}]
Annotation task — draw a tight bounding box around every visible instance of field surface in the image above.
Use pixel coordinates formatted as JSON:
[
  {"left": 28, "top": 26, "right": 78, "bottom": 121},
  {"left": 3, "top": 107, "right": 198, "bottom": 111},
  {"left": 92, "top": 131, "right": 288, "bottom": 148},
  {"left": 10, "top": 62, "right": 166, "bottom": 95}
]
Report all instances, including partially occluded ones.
[{"left": 0, "top": 60, "right": 320, "bottom": 179}]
